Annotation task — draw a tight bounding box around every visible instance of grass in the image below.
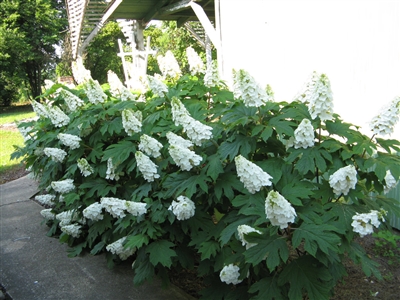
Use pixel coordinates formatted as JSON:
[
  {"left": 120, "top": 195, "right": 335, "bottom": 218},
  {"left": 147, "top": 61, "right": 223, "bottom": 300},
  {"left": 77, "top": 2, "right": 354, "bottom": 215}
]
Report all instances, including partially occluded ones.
[
  {"left": 0, "top": 104, "right": 35, "bottom": 181},
  {"left": 0, "top": 130, "right": 25, "bottom": 173},
  {"left": 0, "top": 104, "right": 36, "bottom": 125}
]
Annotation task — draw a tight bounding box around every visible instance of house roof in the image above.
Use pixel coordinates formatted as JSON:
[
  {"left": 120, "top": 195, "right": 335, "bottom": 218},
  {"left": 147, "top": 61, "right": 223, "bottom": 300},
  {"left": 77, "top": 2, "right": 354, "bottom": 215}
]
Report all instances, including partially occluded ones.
[{"left": 65, "top": 0, "right": 215, "bottom": 58}]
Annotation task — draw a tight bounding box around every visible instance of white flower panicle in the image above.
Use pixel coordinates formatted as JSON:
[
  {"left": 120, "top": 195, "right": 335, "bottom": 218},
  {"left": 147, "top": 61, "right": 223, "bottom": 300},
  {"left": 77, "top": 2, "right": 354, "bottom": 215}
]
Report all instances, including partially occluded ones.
[
  {"left": 122, "top": 109, "right": 142, "bottom": 136},
  {"left": 166, "top": 131, "right": 193, "bottom": 148},
  {"left": 84, "top": 78, "right": 107, "bottom": 104},
  {"left": 77, "top": 158, "right": 94, "bottom": 177},
  {"left": 56, "top": 88, "right": 84, "bottom": 111},
  {"left": 44, "top": 147, "right": 67, "bottom": 163},
  {"left": 295, "top": 71, "right": 334, "bottom": 121},
  {"left": 18, "top": 125, "right": 35, "bottom": 142},
  {"left": 147, "top": 75, "right": 168, "bottom": 97},
  {"left": 168, "top": 145, "right": 202, "bottom": 171},
  {"left": 157, "top": 50, "right": 182, "bottom": 79},
  {"left": 125, "top": 201, "right": 147, "bottom": 217},
  {"left": 56, "top": 210, "right": 83, "bottom": 226},
  {"left": 60, "top": 224, "right": 82, "bottom": 238},
  {"left": 384, "top": 170, "right": 398, "bottom": 194},
  {"left": 72, "top": 58, "right": 92, "bottom": 84},
  {"left": 219, "top": 264, "right": 242, "bottom": 285},
  {"left": 204, "top": 60, "right": 220, "bottom": 88},
  {"left": 265, "top": 191, "right": 297, "bottom": 229},
  {"left": 171, "top": 97, "right": 212, "bottom": 145},
  {"left": 101, "top": 197, "right": 127, "bottom": 218},
  {"left": 369, "top": 96, "right": 400, "bottom": 136},
  {"left": 157, "top": 51, "right": 182, "bottom": 79},
  {"left": 40, "top": 208, "right": 56, "bottom": 220},
  {"left": 51, "top": 179, "right": 75, "bottom": 194},
  {"left": 186, "top": 46, "right": 205, "bottom": 75},
  {"left": 135, "top": 151, "right": 160, "bottom": 182},
  {"left": 138, "top": 134, "right": 163, "bottom": 158},
  {"left": 351, "top": 209, "right": 387, "bottom": 237},
  {"left": 168, "top": 196, "right": 196, "bottom": 221},
  {"left": 106, "top": 158, "right": 121, "bottom": 181},
  {"left": 106, "top": 237, "right": 136, "bottom": 260},
  {"left": 237, "top": 225, "right": 262, "bottom": 249},
  {"left": 31, "top": 100, "right": 49, "bottom": 118},
  {"left": 293, "top": 119, "right": 315, "bottom": 149},
  {"left": 107, "top": 70, "right": 137, "bottom": 101},
  {"left": 329, "top": 165, "right": 357, "bottom": 196},
  {"left": 235, "top": 155, "right": 273, "bottom": 194},
  {"left": 35, "top": 194, "right": 56, "bottom": 207},
  {"left": 232, "top": 69, "right": 270, "bottom": 107},
  {"left": 100, "top": 197, "right": 147, "bottom": 218},
  {"left": 57, "top": 133, "right": 82, "bottom": 149},
  {"left": 83, "top": 202, "right": 104, "bottom": 221},
  {"left": 48, "top": 106, "right": 70, "bottom": 127}
]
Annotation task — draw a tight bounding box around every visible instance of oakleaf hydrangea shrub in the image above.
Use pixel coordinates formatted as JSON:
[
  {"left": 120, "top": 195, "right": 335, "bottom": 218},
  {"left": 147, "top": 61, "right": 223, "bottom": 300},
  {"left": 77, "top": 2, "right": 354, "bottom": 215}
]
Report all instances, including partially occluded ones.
[{"left": 13, "top": 50, "right": 400, "bottom": 300}]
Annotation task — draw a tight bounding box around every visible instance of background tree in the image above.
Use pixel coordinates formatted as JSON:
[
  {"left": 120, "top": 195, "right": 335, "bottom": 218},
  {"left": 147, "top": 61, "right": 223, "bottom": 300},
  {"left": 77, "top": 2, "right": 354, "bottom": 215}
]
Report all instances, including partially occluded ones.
[
  {"left": 84, "top": 21, "right": 125, "bottom": 84},
  {"left": 0, "top": 0, "right": 67, "bottom": 105}
]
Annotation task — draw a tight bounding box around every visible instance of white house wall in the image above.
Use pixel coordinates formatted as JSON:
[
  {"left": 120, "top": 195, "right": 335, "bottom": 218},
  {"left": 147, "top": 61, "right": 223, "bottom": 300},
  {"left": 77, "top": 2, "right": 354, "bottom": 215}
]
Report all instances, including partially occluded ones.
[{"left": 219, "top": 0, "right": 400, "bottom": 139}]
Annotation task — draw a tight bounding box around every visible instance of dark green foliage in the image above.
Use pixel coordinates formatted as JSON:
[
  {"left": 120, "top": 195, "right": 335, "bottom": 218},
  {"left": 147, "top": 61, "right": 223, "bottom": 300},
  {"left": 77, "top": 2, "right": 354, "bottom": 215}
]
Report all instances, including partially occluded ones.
[{"left": 14, "top": 65, "right": 400, "bottom": 300}]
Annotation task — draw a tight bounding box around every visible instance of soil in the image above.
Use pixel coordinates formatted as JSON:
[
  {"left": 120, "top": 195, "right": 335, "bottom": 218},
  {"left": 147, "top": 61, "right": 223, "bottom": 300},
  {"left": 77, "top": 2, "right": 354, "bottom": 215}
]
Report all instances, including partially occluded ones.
[{"left": 168, "top": 233, "right": 400, "bottom": 299}]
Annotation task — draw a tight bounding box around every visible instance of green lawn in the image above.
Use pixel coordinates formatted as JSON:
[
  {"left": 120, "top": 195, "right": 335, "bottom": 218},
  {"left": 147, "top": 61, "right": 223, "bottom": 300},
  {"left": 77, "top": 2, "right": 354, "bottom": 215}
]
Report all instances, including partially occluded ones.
[
  {"left": 0, "top": 104, "right": 35, "bottom": 182},
  {"left": 0, "top": 130, "right": 25, "bottom": 173},
  {"left": 0, "top": 104, "right": 36, "bottom": 125}
]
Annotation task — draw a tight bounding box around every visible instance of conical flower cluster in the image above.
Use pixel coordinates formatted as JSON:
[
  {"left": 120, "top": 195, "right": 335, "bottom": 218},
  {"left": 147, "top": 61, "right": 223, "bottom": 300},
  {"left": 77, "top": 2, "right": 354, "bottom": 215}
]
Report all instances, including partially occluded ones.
[
  {"left": 138, "top": 134, "right": 163, "bottom": 158},
  {"left": 56, "top": 88, "right": 84, "bottom": 111},
  {"left": 167, "top": 132, "right": 202, "bottom": 171},
  {"left": 135, "top": 151, "right": 160, "bottom": 182},
  {"left": 329, "top": 165, "right": 357, "bottom": 196},
  {"left": 369, "top": 96, "right": 400, "bottom": 136},
  {"left": 31, "top": 100, "right": 49, "bottom": 118},
  {"left": 83, "top": 78, "right": 107, "bottom": 104},
  {"left": 106, "top": 158, "right": 121, "bottom": 181},
  {"left": 204, "top": 60, "right": 220, "bottom": 88},
  {"left": 351, "top": 209, "right": 386, "bottom": 237},
  {"left": 293, "top": 119, "right": 315, "bottom": 149},
  {"left": 295, "top": 71, "right": 334, "bottom": 121},
  {"left": 60, "top": 224, "right": 82, "bottom": 238},
  {"left": 265, "top": 191, "right": 297, "bottom": 229},
  {"left": 106, "top": 237, "right": 136, "bottom": 260},
  {"left": 146, "top": 75, "right": 168, "bottom": 97},
  {"left": 232, "top": 69, "right": 270, "bottom": 107},
  {"left": 384, "top": 170, "right": 398, "bottom": 194},
  {"left": 107, "top": 70, "right": 137, "bottom": 101},
  {"left": 35, "top": 194, "right": 56, "bottom": 207},
  {"left": 72, "top": 58, "right": 91, "bottom": 84},
  {"left": 168, "top": 195, "right": 196, "bottom": 220},
  {"left": 219, "top": 264, "right": 242, "bottom": 285},
  {"left": 77, "top": 158, "right": 94, "bottom": 177},
  {"left": 157, "top": 50, "right": 182, "bottom": 79},
  {"left": 100, "top": 197, "right": 147, "bottom": 218},
  {"left": 235, "top": 155, "right": 273, "bottom": 194},
  {"left": 171, "top": 97, "right": 212, "bottom": 145},
  {"left": 57, "top": 133, "right": 81, "bottom": 149},
  {"left": 44, "top": 147, "right": 67, "bottom": 163},
  {"left": 83, "top": 202, "right": 104, "bottom": 221},
  {"left": 48, "top": 106, "right": 70, "bottom": 127},
  {"left": 237, "top": 224, "right": 262, "bottom": 249},
  {"left": 122, "top": 109, "right": 142, "bottom": 136},
  {"left": 186, "top": 46, "right": 205, "bottom": 75},
  {"left": 51, "top": 179, "right": 75, "bottom": 194}
]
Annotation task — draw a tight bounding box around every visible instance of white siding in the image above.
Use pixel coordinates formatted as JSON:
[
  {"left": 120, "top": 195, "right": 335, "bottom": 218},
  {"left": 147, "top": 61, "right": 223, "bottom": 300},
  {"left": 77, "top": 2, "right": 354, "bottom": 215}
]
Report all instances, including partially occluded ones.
[{"left": 219, "top": 0, "right": 400, "bottom": 139}]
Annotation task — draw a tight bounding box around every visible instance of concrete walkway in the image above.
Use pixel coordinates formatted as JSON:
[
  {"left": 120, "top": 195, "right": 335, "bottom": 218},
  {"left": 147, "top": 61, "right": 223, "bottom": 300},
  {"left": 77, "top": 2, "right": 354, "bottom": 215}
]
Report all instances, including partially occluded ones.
[{"left": 0, "top": 176, "right": 194, "bottom": 300}]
